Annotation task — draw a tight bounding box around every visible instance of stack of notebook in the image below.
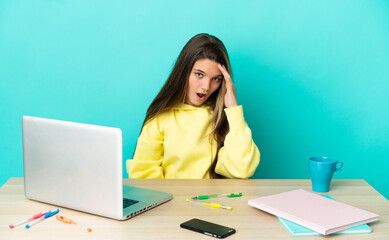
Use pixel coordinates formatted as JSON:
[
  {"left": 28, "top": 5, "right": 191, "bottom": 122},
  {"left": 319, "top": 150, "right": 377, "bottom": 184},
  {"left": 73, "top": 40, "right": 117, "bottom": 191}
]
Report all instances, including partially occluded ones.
[
  {"left": 248, "top": 189, "right": 379, "bottom": 236},
  {"left": 277, "top": 195, "right": 372, "bottom": 236}
]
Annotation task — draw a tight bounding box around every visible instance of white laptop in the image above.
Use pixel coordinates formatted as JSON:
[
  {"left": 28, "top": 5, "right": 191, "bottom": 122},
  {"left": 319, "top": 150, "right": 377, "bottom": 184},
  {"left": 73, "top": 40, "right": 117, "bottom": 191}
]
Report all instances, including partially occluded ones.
[{"left": 22, "top": 116, "right": 172, "bottom": 220}]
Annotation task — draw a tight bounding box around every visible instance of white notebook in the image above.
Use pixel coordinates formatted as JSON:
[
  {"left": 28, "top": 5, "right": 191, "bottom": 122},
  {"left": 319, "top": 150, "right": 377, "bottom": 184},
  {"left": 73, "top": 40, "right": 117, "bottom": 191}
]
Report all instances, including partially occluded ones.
[{"left": 248, "top": 189, "right": 379, "bottom": 235}]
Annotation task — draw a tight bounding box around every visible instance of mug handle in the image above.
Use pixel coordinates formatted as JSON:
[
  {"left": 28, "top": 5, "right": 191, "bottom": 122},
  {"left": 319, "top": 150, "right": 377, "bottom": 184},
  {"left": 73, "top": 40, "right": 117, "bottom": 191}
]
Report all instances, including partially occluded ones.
[{"left": 335, "top": 161, "right": 344, "bottom": 171}]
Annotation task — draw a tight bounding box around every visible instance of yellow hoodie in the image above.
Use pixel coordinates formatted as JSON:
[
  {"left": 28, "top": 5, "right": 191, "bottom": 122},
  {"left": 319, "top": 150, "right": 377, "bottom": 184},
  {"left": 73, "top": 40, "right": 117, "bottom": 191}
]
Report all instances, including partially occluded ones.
[{"left": 126, "top": 104, "right": 260, "bottom": 179}]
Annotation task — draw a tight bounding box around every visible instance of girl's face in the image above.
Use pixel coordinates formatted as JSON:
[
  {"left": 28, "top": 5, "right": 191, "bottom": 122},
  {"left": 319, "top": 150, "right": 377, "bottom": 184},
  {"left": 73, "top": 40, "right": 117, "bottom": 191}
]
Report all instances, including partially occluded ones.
[{"left": 185, "top": 58, "right": 223, "bottom": 107}]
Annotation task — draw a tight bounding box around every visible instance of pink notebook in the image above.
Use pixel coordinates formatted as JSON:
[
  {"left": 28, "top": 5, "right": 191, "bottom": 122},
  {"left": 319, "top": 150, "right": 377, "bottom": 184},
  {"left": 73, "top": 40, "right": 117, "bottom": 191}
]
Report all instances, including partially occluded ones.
[{"left": 248, "top": 189, "right": 379, "bottom": 235}]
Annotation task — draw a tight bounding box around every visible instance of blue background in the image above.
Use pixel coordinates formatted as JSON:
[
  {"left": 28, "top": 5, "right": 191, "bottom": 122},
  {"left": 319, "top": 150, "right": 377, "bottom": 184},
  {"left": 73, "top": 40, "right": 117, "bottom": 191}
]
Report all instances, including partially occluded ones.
[{"left": 1, "top": 1, "right": 388, "bottom": 199}]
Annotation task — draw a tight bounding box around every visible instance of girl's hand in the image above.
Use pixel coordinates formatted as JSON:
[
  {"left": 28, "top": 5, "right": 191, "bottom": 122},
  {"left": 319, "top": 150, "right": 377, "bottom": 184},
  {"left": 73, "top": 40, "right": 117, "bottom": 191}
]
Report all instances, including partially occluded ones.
[{"left": 218, "top": 64, "right": 238, "bottom": 108}]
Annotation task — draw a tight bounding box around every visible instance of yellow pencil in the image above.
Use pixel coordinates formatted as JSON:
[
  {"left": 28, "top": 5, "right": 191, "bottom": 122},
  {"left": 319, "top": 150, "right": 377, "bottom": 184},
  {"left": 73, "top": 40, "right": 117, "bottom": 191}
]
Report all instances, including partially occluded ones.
[{"left": 186, "top": 198, "right": 232, "bottom": 210}]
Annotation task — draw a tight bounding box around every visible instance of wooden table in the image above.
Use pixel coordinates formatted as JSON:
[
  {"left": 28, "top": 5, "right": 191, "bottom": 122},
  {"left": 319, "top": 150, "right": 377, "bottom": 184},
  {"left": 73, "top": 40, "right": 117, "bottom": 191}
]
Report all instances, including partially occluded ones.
[{"left": 1, "top": 178, "right": 388, "bottom": 239}]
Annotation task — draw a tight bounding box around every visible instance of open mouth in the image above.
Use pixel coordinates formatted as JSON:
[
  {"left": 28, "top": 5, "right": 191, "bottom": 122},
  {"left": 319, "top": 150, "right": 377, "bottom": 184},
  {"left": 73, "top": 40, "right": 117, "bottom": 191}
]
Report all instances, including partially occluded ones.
[{"left": 196, "top": 93, "right": 206, "bottom": 99}]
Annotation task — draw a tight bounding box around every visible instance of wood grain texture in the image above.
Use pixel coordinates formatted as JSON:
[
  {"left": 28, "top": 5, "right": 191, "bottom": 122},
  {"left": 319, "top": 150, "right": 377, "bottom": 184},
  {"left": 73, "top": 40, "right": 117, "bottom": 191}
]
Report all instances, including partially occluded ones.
[{"left": 1, "top": 178, "right": 388, "bottom": 239}]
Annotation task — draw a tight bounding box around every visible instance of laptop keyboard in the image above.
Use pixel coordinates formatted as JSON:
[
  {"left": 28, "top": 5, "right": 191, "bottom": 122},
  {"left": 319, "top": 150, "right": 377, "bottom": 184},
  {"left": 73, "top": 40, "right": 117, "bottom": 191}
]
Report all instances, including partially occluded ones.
[{"left": 123, "top": 198, "right": 139, "bottom": 209}]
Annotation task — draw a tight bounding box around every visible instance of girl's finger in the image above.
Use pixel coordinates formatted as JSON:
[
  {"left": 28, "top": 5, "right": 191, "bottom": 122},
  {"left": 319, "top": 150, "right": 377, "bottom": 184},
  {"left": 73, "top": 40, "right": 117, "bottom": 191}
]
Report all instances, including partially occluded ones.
[
  {"left": 218, "top": 64, "right": 231, "bottom": 81},
  {"left": 218, "top": 64, "right": 229, "bottom": 77}
]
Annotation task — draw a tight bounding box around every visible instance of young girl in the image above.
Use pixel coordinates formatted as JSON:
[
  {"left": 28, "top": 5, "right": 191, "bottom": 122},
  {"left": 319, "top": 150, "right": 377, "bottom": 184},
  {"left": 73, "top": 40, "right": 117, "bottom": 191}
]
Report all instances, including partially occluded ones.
[{"left": 127, "top": 33, "right": 260, "bottom": 179}]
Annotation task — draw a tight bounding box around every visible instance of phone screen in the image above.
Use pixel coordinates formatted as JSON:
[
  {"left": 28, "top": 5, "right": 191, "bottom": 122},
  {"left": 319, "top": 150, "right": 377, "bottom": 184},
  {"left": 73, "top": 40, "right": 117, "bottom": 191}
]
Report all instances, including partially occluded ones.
[{"left": 180, "top": 218, "right": 236, "bottom": 238}]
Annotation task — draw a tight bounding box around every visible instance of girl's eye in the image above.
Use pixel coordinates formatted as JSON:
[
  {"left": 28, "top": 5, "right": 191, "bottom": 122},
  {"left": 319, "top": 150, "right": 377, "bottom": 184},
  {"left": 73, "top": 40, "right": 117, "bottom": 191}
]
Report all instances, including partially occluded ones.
[
  {"left": 195, "top": 73, "right": 203, "bottom": 78},
  {"left": 213, "top": 77, "right": 222, "bottom": 82}
]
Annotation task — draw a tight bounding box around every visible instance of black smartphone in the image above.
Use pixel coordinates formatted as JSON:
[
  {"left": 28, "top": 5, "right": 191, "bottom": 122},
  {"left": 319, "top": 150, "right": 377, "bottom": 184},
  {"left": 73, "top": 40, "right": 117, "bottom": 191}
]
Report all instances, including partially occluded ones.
[{"left": 180, "top": 218, "right": 236, "bottom": 238}]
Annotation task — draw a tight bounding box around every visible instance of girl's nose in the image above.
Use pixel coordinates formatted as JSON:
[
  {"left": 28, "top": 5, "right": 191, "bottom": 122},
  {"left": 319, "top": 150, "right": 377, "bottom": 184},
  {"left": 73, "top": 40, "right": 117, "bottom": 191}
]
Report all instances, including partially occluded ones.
[{"left": 201, "top": 79, "right": 211, "bottom": 92}]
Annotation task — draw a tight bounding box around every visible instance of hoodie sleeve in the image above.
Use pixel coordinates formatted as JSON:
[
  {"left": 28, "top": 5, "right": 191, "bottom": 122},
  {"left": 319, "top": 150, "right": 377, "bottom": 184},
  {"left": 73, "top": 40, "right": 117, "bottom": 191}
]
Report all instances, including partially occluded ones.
[
  {"left": 126, "top": 117, "right": 165, "bottom": 179},
  {"left": 215, "top": 105, "right": 260, "bottom": 178}
]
